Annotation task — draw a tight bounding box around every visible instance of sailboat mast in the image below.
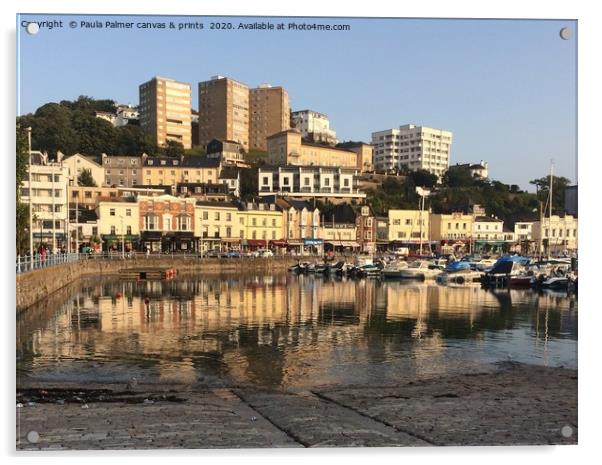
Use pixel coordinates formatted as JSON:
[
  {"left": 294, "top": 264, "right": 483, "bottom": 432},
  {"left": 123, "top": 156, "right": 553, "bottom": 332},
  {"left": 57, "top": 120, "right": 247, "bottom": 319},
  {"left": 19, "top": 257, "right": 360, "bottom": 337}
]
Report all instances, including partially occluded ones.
[{"left": 549, "top": 161, "right": 554, "bottom": 258}]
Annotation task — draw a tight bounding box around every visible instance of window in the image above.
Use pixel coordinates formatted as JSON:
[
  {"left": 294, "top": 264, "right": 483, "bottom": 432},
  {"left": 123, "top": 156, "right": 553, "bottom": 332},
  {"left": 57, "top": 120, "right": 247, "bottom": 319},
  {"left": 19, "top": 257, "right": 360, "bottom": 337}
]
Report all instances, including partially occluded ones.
[
  {"left": 203, "top": 211, "right": 208, "bottom": 220},
  {"left": 177, "top": 216, "right": 190, "bottom": 231},
  {"left": 145, "top": 214, "right": 158, "bottom": 230},
  {"left": 215, "top": 212, "right": 220, "bottom": 221},
  {"left": 263, "top": 176, "right": 269, "bottom": 185},
  {"left": 126, "top": 226, "right": 132, "bottom": 235},
  {"left": 272, "top": 218, "right": 276, "bottom": 226},
  {"left": 110, "top": 208, "right": 116, "bottom": 216},
  {"left": 252, "top": 218, "right": 256, "bottom": 226},
  {"left": 226, "top": 213, "right": 232, "bottom": 222},
  {"left": 126, "top": 209, "right": 131, "bottom": 217},
  {"left": 392, "top": 219, "right": 401, "bottom": 225},
  {"left": 405, "top": 219, "right": 412, "bottom": 226},
  {"left": 110, "top": 226, "right": 116, "bottom": 235}
]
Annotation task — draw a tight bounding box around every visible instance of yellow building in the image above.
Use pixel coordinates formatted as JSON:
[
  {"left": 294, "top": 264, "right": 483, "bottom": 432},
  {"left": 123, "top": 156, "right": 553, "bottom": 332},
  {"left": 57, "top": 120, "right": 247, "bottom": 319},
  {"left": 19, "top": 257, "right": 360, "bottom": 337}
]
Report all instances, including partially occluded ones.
[
  {"left": 141, "top": 156, "right": 222, "bottom": 186},
  {"left": 430, "top": 212, "right": 474, "bottom": 253},
  {"left": 96, "top": 198, "right": 140, "bottom": 251},
  {"left": 267, "top": 130, "right": 357, "bottom": 168},
  {"left": 238, "top": 202, "right": 284, "bottom": 246},
  {"left": 194, "top": 201, "right": 242, "bottom": 251},
  {"left": 388, "top": 209, "right": 429, "bottom": 243}
]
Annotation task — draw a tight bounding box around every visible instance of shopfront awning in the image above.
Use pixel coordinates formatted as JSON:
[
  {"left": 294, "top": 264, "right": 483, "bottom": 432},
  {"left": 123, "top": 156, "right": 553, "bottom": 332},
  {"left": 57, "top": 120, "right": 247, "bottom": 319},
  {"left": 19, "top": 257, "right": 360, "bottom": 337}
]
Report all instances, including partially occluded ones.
[
  {"left": 325, "top": 241, "right": 361, "bottom": 248},
  {"left": 246, "top": 240, "right": 267, "bottom": 247},
  {"left": 269, "top": 240, "right": 288, "bottom": 246}
]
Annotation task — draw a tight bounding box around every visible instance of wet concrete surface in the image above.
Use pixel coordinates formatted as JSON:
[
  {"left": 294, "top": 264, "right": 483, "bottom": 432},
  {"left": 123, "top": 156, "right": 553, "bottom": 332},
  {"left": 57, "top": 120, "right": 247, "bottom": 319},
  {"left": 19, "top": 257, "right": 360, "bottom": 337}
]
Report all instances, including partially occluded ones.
[{"left": 16, "top": 362, "right": 577, "bottom": 450}]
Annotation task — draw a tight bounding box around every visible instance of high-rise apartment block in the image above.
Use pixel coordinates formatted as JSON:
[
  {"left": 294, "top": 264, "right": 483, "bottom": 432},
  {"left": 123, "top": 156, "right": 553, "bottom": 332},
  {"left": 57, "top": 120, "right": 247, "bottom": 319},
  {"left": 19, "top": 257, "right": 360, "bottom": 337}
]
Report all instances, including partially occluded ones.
[
  {"left": 371, "top": 124, "right": 452, "bottom": 176},
  {"left": 249, "top": 84, "right": 290, "bottom": 151},
  {"left": 291, "top": 110, "right": 337, "bottom": 145},
  {"left": 198, "top": 76, "right": 250, "bottom": 151},
  {"left": 139, "top": 76, "right": 192, "bottom": 149}
]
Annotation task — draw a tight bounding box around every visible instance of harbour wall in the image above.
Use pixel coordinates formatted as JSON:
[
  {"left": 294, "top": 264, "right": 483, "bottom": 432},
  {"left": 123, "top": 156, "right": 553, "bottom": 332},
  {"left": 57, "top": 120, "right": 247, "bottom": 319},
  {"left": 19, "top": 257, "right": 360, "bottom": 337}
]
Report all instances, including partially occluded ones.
[{"left": 16, "top": 256, "right": 301, "bottom": 313}]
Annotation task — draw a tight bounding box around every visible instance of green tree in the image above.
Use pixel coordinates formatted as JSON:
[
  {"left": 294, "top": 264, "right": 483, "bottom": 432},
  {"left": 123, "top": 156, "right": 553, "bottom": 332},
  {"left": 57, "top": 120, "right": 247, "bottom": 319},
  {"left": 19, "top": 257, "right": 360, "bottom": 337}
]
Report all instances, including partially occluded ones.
[
  {"left": 443, "top": 165, "right": 476, "bottom": 188},
  {"left": 530, "top": 175, "right": 571, "bottom": 213},
  {"left": 162, "top": 140, "right": 185, "bottom": 158},
  {"left": 408, "top": 169, "right": 438, "bottom": 189},
  {"left": 240, "top": 167, "right": 258, "bottom": 201},
  {"left": 16, "top": 122, "right": 30, "bottom": 255},
  {"left": 77, "top": 168, "right": 97, "bottom": 187},
  {"left": 115, "top": 125, "right": 158, "bottom": 155}
]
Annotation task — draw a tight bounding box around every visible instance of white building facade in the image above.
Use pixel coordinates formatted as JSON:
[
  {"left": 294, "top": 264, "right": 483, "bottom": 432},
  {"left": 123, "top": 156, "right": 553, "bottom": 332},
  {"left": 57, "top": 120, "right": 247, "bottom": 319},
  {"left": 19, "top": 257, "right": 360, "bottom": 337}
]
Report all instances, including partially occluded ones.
[
  {"left": 371, "top": 124, "right": 452, "bottom": 176},
  {"left": 291, "top": 110, "right": 337, "bottom": 145}
]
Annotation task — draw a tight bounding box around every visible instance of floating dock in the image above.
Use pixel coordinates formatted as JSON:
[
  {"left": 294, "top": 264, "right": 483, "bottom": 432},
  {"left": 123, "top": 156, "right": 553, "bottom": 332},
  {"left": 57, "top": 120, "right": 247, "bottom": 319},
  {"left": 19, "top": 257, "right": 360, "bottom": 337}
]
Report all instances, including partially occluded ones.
[{"left": 119, "top": 267, "right": 177, "bottom": 280}]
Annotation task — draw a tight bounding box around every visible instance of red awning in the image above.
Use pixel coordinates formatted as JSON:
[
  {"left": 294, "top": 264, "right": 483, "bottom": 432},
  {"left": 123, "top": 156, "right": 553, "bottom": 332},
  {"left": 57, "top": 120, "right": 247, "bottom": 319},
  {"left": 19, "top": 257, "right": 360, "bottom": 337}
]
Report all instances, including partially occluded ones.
[
  {"left": 246, "top": 240, "right": 267, "bottom": 247},
  {"left": 269, "top": 240, "right": 288, "bottom": 246}
]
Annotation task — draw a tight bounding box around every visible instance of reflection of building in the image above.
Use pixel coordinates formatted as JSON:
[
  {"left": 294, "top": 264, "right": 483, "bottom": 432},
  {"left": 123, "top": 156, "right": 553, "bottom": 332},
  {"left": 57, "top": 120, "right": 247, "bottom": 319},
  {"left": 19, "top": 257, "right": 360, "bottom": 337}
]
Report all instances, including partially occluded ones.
[
  {"left": 371, "top": 124, "right": 452, "bottom": 177},
  {"left": 139, "top": 76, "right": 192, "bottom": 149},
  {"left": 198, "top": 75, "right": 250, "bottom": 150},
  {"left": 250, "top": 84, "right": 291, "bottom": 151},
  {"left": 267, "top": 130, "right": 356, "bottom": 168},
  {"left": 291, "top": 110, "right": 337, "bottom": 145},
  {"left": 258, "top": 165, "right": 366, "bottom": 203},
  {"left": 20, "top": 151, "right": 69, "bottom": 250}
]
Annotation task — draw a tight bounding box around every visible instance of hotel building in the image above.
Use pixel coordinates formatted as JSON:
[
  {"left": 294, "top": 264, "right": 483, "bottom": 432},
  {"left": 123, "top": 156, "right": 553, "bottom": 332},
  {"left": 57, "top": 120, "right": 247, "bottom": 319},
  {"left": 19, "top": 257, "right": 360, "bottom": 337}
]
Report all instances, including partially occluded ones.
[
  {"left": 249, "top": 84, "right": 291, "bottom": 151},
  {"left": 371, "top": 124, "right": 452, "bottom": 176},
  {"left": 291, "top": 110, "right": 337, "bottom": 145},
  {"left": 198, "top": 75, "right": 250, "bottom": 150},
  {"left": 139, "top": 76, "right": 192, "bottom": 149}
]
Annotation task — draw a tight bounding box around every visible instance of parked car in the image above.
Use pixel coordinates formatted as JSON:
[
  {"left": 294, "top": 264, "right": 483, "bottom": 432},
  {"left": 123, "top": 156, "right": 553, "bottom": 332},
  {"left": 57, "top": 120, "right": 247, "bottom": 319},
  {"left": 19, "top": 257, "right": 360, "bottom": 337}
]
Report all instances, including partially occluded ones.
[
  {"left": 225, "top": 250, "right": 242, "bottom": 258},
  {"left": 201, "top": 249, "right": 221, "bottom": 258},
  {"left": 252, "top": 248, "right": 274, "bottom": 258}
]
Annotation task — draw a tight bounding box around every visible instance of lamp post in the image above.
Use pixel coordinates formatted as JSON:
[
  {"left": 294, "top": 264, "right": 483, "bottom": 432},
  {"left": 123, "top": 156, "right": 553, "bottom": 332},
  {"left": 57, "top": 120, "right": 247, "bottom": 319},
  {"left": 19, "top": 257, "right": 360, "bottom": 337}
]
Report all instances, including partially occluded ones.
[{"left": 27, "top": 127, "right": 33, "bottom": 269}]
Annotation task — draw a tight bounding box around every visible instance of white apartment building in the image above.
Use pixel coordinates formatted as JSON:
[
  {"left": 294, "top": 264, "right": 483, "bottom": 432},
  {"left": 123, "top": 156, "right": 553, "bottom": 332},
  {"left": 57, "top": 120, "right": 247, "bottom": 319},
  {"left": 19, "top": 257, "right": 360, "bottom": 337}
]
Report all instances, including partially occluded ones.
[
  {"left": 20, "top": 151, "right": 70, "bottom": 251},
  {"left": 258, "top": 166, "right": 366, "bottom": 202},
  {"left": 371, "top": 124, "right": 452, "bottom": 176},
  {"left": 532, "top": 215, "right": 578, "bottom": 254},
  {"left": 291, "top": 110, "right": 337, "bottom": 145}
]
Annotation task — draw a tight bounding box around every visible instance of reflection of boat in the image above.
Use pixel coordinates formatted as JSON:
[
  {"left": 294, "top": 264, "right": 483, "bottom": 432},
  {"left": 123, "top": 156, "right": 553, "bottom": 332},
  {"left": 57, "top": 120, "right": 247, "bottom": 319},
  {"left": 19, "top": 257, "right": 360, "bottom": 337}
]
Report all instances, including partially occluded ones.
[
  {"left": 382, "top": 260, "right": 409, "bottom": 279},
  {"left": 398, "top": 260, "right": 442, "bottom": 280},
  {"left": 436, "top": 261, "right": 482, "bottom": 284},
  {"left": 509, "top": 274, "right": 534, "bottom": 288},
  {"left": 540, "top": 276, "right": 569, "bottom": 290}
]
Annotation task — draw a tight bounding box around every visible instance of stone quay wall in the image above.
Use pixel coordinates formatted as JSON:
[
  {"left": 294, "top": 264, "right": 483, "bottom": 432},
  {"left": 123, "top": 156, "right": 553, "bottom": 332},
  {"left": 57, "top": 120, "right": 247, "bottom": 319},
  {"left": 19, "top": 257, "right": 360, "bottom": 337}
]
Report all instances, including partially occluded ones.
[{"left": 16, "top": 256, "right": 300, "bottom": 313}]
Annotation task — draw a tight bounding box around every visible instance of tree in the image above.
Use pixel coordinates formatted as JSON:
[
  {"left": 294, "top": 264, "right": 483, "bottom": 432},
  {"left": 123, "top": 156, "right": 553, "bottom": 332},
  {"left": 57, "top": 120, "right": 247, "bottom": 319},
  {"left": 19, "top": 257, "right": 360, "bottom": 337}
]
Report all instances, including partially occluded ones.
[
  {"left": 530, "top": 175, "right": 572, "bottom": 213},
  {"left": 162, "top": 140, "right": 185, "bottom": 158},
  {"left": 77, "top": 168, "right": 97, "bottom": 187},
  {"left": 16, "top": 122, "right": 30, "bottom": 255},
  {"left": 408, "top": 169, "right": 438, "bottom": 189},
  {"left": 442, "top": 165, "right": 476, "bottom": 188},
  {"left": 239, "top": 167, "right": 258, "bottom": 201}
]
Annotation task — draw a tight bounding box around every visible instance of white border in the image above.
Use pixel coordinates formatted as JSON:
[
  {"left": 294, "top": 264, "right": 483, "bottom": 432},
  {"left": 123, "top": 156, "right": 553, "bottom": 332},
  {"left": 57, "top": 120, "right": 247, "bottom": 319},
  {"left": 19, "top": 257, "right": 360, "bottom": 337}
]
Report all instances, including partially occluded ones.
[{"left": 2, "top": 1, "right": 599, "bottom": 464}]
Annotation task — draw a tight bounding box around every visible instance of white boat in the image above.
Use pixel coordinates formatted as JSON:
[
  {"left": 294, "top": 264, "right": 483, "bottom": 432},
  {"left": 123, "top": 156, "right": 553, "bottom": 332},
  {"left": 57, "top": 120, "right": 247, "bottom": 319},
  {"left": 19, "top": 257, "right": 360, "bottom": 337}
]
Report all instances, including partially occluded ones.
[
  {"left": 436, "top": 261, "right": 483, "bottom": 284},
  {"left": 474, "top": 258, "right": 497, "bottom": 271},
  {"left": 398, "top": 260, "right": 442, "bottom": 280},
  {"left": 382, "top": 260, "right": 409, "bottom": 279}
]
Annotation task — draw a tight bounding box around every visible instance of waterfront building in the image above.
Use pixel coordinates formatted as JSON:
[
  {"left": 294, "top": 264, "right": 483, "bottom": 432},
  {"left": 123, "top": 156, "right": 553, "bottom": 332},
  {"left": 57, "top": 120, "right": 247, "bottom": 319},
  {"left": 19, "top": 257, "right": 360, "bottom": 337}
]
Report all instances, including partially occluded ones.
[
  {"left": 96, "top": 197, "right": 140, "bottom": 252},
  {"left": 61, "top": 152, "right": 105, "bottom": 187},
  {"left": 139, "top": 76, "right": 192, "bottom": 149},
  {"left": 387, "top": 209, "right": 430, "bottom": 252},
  {"left": 355, "top": 205, "right": 377, "bottom": 253},
  {"left": 206, "top": 139, "right": 248, "bottom": 167},
  {"left": 219, "top": 167, "right": 241, "bottom": 198},
  {"left": 430, "top": 212, "right": 474, "bottom": 254},
  {"left": 472, "top": 215, "right": 505, "bottom": 254},
  {"left": 258, "top": 165, "right": 366, "bottom": 203},
  {"left": 267, "top": 129, "right": 357, "bottom": 168},
  {"left": 291, "top": 110, "right": 337, "bottom": 145},
  {"left": 238, "top": 201, "right": 284, "bottom": 250},
  {"left": 69, "top": 206, "right": 99, "bottom": 252},
  {"left": 138, "top": 194, "right": 196, "bottom": 252},
  {"left": 320, "top": 204, "right": 360, "bottom": 253},
  {"left": 532, "top": 214, "right": 578, "bottom": 254},
  {"left": 194, "top": 201, "right": 241, "bottom": 252},
  {"left": 273, "top": 198, "right": 321, "bottom": 255},
  {"left": 371, "top": 124, "right": 452, "bottom": 177},
  {"left": 249, "top": 84, "right": 291, "bottom": 151},
  {"left": 337, "top": 142, "right": 374, "bottom": 173},
  {"left": 20, "top": 151, "right": 70, "bottom": 251},
  {"left": 198, "top": 75, "right": 250, "bottom": 150},
  {"left": 102, "top": 153, "right": 145, "bottom": 187},
  {"left": 375, "top": 216, "right": 389, "bottom": 251}
]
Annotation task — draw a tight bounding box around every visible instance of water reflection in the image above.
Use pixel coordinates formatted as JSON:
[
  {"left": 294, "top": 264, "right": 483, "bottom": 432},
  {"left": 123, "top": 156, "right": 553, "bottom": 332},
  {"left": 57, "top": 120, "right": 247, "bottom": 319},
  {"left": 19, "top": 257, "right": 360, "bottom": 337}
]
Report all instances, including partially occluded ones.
[{"left": 17, "top": 275, "right": 577, "bottom": 388}]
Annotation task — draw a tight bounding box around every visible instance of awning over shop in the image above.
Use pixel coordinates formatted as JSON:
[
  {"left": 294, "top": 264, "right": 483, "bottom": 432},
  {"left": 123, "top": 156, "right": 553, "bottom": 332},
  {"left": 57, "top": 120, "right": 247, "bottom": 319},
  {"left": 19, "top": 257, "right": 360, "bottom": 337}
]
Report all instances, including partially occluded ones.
[
  {"left": 325, "top": 241, "right": 361, "bottom": 248},
  {"left": 246, "top": 240, "right": 267, "bottom": 247},
  {"left": 269, "top": 240, "right": 288, "bottom": 246},
  {"left": 102, "top": 234, "right": 140, "bottom": 241}
]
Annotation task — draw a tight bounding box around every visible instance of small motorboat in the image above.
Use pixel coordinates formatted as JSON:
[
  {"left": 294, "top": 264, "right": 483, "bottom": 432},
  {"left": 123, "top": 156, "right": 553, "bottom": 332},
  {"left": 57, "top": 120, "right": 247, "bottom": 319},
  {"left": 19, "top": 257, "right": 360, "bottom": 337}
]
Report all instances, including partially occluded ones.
[
  {"left": 382, "top": 260, "right": 409, "bottom": 279},
  {"left": 398, "top": 260, "right": 443, "bottom": 280},
  {"left": 436, "top": 261, "right": 482, "bottom": 285},
  {"left": 540, "top": 276, "right": 570, "bottom": 290}
]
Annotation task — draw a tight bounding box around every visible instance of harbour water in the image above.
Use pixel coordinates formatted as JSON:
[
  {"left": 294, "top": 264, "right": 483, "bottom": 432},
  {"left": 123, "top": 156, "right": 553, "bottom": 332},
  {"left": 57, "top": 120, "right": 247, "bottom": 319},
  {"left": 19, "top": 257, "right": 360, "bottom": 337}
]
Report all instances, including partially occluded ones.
[{"left": 17, "top": 273, "right": 577, "bottom": 389}]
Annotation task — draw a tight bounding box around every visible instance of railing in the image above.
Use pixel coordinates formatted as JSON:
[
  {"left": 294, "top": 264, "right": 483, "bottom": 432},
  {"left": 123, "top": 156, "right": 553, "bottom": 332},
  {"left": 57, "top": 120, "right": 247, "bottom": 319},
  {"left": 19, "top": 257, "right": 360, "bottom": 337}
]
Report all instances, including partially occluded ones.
[{"left": 16, "top": 252, "right": 84, "bottom": 274}]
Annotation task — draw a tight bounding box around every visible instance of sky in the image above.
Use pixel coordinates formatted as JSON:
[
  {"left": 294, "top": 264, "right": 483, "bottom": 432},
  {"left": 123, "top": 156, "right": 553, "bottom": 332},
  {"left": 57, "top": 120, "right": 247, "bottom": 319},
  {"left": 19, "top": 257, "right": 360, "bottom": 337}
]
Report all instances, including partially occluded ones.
[{"left": 17, "top": 14, "right": 577, "bottom": 191}]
